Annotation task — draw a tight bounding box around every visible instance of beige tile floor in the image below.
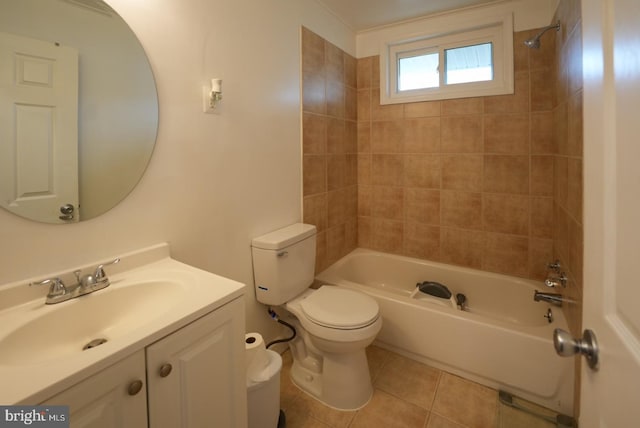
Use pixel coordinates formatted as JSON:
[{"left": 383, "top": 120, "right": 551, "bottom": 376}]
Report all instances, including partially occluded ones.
[{"left": 279, "top": 346, "right": 559, "bottom": 428}]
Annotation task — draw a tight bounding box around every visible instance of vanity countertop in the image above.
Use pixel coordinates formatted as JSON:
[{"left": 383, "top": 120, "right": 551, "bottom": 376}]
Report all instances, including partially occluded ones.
[{"left": 0, "top": 243, "right": 245, "bottom": 404}]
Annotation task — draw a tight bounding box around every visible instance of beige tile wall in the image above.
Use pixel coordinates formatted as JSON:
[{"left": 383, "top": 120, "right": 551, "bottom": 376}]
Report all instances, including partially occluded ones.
[
  {"left": 552, "top": 0, "right": 583, "bottom": 417},
  {"left": 354, "top": 30, "right": 557, "bottom": 281},
  {"left": 302, "top": 22, "right": 581, "bottom": 286},
  {"left": 553, "top": 0, "right": 583, "bottom": 337},
  {"left": 301, "top": 27, "right": 358, "bottom": 271}
]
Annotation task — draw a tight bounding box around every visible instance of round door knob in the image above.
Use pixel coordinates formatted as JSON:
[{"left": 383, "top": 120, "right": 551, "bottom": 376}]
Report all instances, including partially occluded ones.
[
  {"left": 127, "top": 380, "right": 143, "bottom": 396},
  {"left": 553, "top": 328, "right": 599, "bottom": 370},
  {"left": 159, "top": 363, "right": 173, "bottom": 377},
  {"left": 553, "top": 328, "right": 577, "bottom": 356}
]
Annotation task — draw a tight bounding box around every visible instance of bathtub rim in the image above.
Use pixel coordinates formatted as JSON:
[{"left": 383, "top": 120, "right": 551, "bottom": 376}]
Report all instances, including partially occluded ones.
[{"left": 316, "top": 248, "right": 569, "bottom": 337}]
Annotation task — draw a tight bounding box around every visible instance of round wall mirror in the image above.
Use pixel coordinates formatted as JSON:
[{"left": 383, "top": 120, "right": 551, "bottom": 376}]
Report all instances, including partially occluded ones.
[{"left": 0, "top": 0, "right": 158, "bottom": 223}]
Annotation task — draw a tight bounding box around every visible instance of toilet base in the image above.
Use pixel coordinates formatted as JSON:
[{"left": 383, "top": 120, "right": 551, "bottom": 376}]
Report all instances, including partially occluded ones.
[{"left": 290, "top": 348, "right": 373, "bottom": 411}]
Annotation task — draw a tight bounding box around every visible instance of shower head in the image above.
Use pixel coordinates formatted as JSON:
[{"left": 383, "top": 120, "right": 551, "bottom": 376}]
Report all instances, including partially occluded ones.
[{"left": 524, "top": 21, "right": 561, "bottom": 49}]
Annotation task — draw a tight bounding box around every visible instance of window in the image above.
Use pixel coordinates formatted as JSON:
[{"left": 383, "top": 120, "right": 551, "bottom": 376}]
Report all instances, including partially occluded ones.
[{"left": 380, "top": 13, "right": 513, "bottom": 104}]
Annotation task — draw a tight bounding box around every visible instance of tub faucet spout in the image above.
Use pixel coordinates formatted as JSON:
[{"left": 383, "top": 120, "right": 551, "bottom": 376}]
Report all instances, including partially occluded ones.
[{"left": 533, "top": 291, "right": 566, "bottom": 307}]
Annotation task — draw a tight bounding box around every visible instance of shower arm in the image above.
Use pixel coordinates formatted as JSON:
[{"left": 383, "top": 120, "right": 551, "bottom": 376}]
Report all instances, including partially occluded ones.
[
  {"left": 525, "top": 21, "right": 560, "bottom": 48},
  {"left": 534, "top": 22, "right": 560, "bottom": 39}
]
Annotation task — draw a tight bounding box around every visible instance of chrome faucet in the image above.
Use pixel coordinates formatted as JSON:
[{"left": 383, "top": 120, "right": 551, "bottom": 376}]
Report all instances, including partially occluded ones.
[
  {"left": 544, "top": 259, "right": 567, "bottom": 287},
  {"left": 30, "top": 258, "right": 120, "bottom": 304},
  {"left": 74, "top": 258, "right": 120, "bottom": 291},
  {"left": 533, "top": 290, "right": 569, "bottom": 307},
  {"left": 544, "top": 272, "right": 568, "bottom": 288}
]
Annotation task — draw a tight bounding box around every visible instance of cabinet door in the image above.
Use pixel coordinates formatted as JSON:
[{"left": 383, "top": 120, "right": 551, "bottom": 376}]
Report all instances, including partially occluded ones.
[
  {"left": 147, "top": 298, "right": 247, "bottom": 428},
  {"left": 41, "top": 350, "right": 147, "bottom": 428}
]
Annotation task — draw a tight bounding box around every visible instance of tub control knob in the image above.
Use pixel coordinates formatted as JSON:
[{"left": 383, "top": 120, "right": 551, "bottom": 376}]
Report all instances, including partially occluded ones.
[
  {"left": 305, "top": 374, "right": 314, "bottom": 382},
  {"left": 553, "top": 328, "right": 599, "bottom": 370}
]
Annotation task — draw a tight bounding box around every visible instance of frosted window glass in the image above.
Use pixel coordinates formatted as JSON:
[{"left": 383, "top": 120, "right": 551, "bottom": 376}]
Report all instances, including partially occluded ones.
[
  {"left": 445, "top": 43, "right": 493, "bottom": 84},
  {"left": 398, "top": 52, "right": 439, "bottom": 91}
]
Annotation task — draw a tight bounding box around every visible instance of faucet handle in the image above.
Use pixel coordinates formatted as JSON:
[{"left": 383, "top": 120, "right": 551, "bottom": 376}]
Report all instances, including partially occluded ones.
[
  {"left": 547, "top": 259, "right": 561, "bottom": 272},
  {"left": 30, "top": 277, "right": 68, "bottom": 300},
  {"left": 94, "top": 258, "right": 120, "bottom": 281},
  {"left": 545, "top": 272, "right": 568, "bottom": 288}
]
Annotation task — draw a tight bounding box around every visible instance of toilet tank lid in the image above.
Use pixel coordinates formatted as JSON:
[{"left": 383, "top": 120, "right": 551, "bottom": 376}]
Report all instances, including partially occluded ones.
[{"left": 251, "top": 223, "right": 317, "bottom": 250}]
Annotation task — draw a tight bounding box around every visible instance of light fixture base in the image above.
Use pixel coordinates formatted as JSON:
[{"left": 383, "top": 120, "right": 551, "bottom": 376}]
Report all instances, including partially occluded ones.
[{"left": 202, "top": 86, "right": 220, "bottom": 114}]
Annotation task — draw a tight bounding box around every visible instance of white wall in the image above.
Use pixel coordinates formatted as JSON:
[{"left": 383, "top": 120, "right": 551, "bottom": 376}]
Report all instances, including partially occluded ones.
[
  {"left": 0, "top": 0, "right": 354, "bottom": 340},
  {"left": 356, "top": 0, "right": 558, "bottom": 57}
]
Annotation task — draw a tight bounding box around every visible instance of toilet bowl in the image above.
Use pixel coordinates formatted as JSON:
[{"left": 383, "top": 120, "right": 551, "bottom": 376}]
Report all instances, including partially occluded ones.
[
  {"left": 284, "top": 286, "right": 382, "bottom": 409},
  {"left": 251, "top": 223, "right": 382, "bottom": 410},
  {"left": 286, "top": 286, "right": 381, "bottom": 348}
]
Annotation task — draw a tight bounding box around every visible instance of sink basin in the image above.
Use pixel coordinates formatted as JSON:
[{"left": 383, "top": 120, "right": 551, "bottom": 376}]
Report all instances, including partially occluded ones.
[{"left": 0, "top": 280, "right": 185, "bottom": 366}]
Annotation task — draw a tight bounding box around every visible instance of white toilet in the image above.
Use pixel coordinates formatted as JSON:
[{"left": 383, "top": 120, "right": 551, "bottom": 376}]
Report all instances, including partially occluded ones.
[{"left": 251, "top": 223, "right": 382, "bottom": 410}]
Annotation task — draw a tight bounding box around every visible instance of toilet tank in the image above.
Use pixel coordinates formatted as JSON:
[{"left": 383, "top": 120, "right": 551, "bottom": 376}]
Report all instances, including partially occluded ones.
[{"left": 251, "top": 223, "right": 317, "bottom": 306}]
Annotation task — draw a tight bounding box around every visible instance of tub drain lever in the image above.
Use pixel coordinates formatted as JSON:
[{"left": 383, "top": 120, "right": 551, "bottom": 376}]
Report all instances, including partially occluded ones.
[{"left": 455, "top": 293, "right": 467, "bottom": 311}]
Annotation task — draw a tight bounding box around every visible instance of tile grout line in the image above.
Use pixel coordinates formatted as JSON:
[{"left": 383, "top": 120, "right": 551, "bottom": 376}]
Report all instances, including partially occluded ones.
[{"left": 423, "top": 370, "right": 444, "bottom": 427}]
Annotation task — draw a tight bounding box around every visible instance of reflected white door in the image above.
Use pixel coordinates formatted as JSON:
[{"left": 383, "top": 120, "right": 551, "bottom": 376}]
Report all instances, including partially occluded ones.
[
  {"left": 0, "top": 32, "right": 79, "bottom": 223},
  {"left": 581, "top": 0, "right": 640, "bottom": 426}
]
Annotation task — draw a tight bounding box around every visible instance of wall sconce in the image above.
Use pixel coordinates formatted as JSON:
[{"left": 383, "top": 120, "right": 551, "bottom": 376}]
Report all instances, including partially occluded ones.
[{"left": 203, "top": 78, "right": 222, "bottom": 113}]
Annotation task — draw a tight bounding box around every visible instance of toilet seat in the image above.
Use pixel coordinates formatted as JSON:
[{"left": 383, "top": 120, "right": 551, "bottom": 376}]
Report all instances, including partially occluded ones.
[{"left": 299, "top": 286, "right": 379, "bottom": 330}]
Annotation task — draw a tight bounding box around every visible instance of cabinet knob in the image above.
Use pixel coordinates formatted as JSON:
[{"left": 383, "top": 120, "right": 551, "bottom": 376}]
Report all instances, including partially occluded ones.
[
  {"left": 159, "top": 363, "right": 173, "bottom": 378},
  {"left": 127, "top": 380, "right": 143, "bottom": 396}
]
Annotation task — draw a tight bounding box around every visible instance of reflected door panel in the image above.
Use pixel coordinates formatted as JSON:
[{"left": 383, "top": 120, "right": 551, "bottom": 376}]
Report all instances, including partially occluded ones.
[{"left": 0, "top": 32, "right": 79, "bottom": 223}]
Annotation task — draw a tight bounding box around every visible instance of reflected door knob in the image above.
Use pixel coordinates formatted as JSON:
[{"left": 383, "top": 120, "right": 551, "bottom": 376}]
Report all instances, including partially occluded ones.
[
  {"left": 553, "top": 328, "right": 599, "bottom": 370},
  {"left": 59, "top": 204, "right": 75, "bottom": 221}
]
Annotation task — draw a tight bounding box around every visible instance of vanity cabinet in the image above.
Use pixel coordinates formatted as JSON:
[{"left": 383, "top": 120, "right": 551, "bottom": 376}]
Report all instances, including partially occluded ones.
[
  {"left": 41, "top": 351, "right": 148, "bottom": 427},
  {"left": 41, "top": 298, "right": 246, "bottom": 428},
  {"left": 146, "top": 297, "right": 246, "bottom": 428}
]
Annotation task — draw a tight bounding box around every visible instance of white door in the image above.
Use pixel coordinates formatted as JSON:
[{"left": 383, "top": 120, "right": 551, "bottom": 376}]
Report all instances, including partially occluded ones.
[
  {"left": 0, "top": 32, "right": 79, "bottom": 223},
  {"left": 581, "top": 0, "right": 640, "bottom": 426}
]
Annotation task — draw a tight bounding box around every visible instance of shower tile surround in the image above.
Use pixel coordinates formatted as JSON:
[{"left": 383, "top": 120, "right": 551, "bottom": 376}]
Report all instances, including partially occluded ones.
[
  {"left": 355, "top": 45, "right": 557, "bottom": 281},
  {"left": 302, "top": 27, "right": 358, "bottom": 270},
  {"left": 552, "top": 0, "right": 584, "bottom": 417},
  {"left": 302, "top": 26, "right": 559, "bottom": 280}
]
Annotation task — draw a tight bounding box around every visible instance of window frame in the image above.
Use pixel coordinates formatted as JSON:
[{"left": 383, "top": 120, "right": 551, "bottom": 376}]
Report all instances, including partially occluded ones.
[{"left": 380, "top": 12, "right": 514, "bottom": 104}]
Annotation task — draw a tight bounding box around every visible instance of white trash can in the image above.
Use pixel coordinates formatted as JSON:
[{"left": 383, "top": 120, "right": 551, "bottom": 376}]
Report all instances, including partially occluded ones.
[{"left": 247, "top": 349, "right": 283, "bottom": 428}]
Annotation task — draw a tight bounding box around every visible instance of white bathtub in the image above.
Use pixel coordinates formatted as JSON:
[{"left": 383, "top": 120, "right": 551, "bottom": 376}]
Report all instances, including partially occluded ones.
[{"left": 316, "top": 248, "right": 574, "bottom": 415}]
